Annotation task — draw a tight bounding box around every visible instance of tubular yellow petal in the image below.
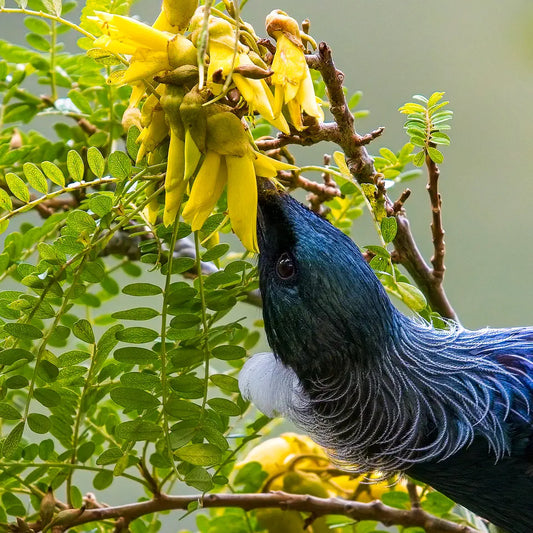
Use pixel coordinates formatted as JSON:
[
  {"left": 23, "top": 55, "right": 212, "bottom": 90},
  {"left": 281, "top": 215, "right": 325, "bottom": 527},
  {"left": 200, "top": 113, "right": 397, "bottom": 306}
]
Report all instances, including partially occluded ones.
[
  {"left": 94, "top": 12, "right": 170, "bottom": 51},
  {"left": 182, "top": 151, "right": 226, "bottom": 230},
  {"left": 287, "top": 98, "right": 304, "bottom": 131},
  {"left": 226, "top": 154, "right": 258, "bottom": 252},
  {"left": 207, "top": 42, "right": 235, "bottom": 78},
  {"left": 297, "top": 67, "right": 324, "bottom": 121},
  {"left": 163, "top": 131, "right": 186, "bottom": 226},
  {"left": 140, "top": 93, "right": 160, "bottom": 127},
  {"left": 137, "top": 108, "right": 169, "bottom": 162},
  {"left": 252, "top": 151, "right": 298, "bottom": 177},
  {"left": 273, "top": 85, "right": 285, "bottom": 118},
  {"left": 184, "top": 129, "right": 202, "bottom": 180},
  {"left": 114, "top": 61, "right": 167, "bottom": 86},
  {"left": 232, "top": 74, "right": 290, "bottom": 134},
  {"left": 92, "top": 35, "right": 137, "bottom": 55},
  {"left": 143, "top": 182, "right": 160, "bottom": 225},
  {"left": 129, "top": 82, "right": 146, "bottom": 107},
  {"left": 152, "top": 11, "right": 176, "bottom": 32},
  {"left": 271, "top": 35, "right": 307, "bottom": 90}
]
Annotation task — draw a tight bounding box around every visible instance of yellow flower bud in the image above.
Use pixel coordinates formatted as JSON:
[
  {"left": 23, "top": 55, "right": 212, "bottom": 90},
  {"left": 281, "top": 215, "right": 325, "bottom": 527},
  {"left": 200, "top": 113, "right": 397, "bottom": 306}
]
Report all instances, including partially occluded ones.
[
  {"left": 162, "top": 0, "right": 198, "bottom": 31},
  {"left": 160, "top": 86, "right": 187, "bottom": 226},
  {"left": 143, "top": 182, "right": 161, "bottom": 225},
  {"left": 266, "top": 9, "right": 303, "bottom": 47},
  {"left": 167, "top": 33, "right": 197, "bottom": 68},
  {"left": 136, "top": 108, "right": 169, "bottom": 163},
  {"left": 121, "top": 106, "right": 142, "bottom": 132},
  {"left": 40, "top": 487, "right": 55, "bottom": 528}
]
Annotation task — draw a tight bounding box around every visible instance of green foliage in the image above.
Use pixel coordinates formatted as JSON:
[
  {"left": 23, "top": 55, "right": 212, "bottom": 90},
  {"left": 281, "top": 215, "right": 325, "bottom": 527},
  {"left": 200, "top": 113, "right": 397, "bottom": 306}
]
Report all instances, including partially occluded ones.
[{"left": 399, "top": 92, "right": 453, "bottom": 166}]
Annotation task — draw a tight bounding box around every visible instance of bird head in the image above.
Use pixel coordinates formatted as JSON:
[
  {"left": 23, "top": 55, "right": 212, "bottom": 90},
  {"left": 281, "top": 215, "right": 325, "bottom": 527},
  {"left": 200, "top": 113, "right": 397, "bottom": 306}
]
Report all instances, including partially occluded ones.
[{"left": 257, "top": 185, "right": 396, "bottom": 380}]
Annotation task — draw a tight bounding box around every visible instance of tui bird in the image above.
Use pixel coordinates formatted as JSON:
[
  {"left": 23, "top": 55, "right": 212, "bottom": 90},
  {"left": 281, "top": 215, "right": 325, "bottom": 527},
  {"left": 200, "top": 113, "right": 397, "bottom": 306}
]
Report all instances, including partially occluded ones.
[{"left": 239, "top": 188, "right": 533, "bottom": 532}]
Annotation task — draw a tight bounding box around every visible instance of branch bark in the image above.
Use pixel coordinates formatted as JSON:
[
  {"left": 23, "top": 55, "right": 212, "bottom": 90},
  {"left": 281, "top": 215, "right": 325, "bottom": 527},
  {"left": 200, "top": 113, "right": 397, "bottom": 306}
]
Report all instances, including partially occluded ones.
[
  {"left": 426, "top": 151, "right": 446, "bottom": 280},
  {"left": 40, "top": 491, "right": 480, "bottom": 533}
]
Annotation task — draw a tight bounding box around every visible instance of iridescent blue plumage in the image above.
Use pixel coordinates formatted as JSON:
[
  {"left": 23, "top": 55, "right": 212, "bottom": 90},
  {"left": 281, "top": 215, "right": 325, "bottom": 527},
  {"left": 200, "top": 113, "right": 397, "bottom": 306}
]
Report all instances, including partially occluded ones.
[{"left": 239, "top": 189, "right": 533, "bottom": 532}]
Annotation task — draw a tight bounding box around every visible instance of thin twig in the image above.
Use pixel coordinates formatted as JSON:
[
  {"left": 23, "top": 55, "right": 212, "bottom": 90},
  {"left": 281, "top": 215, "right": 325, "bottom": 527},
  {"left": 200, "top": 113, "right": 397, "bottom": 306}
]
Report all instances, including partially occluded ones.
[
  {"left": 392, "top": 188, "right": 412, "bottom": 214},
  {"left": 406, "top": 480, "right": 421, "bottom": 509},
  {"left": 426, "top": 150, "right": 446, "bottom": 280}
]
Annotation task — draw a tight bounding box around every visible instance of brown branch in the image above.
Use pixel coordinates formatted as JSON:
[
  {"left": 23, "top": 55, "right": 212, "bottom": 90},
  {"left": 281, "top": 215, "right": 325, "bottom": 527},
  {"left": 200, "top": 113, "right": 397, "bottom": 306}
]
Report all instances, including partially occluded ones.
[
  {"left": 308, "top": 154, "right": 338, "bottom": 214},
  {"left": 406, "top": 479, "right": 421, "bottom": 510},
  {"left": 392, "top": 188, "right": 412, "bottom": 214},
  {"left": 278, "top": 170, "right": 341, "bottom": 203},
  {"left": 426, "top": 151, "right": 446, "bottom": 280},
  {"left": 39, "top": 491, "right": 480, "bottom": 533}
]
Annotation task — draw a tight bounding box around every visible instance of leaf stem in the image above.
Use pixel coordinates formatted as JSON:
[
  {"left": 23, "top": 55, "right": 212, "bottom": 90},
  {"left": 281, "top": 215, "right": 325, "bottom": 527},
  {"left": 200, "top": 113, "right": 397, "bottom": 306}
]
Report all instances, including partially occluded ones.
[
  {"left": 194, "top": 231, "right": 210, "bottom": 423},
  {"left": 0, "top": 8, "right": 96, "bottom": 40}
]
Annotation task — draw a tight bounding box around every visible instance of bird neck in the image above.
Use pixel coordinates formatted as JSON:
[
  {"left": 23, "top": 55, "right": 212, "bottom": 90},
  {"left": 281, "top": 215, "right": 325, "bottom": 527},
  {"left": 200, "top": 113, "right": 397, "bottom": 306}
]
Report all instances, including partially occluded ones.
[{"left": 292, "top": 316, "right": 533, "bottom": 472}]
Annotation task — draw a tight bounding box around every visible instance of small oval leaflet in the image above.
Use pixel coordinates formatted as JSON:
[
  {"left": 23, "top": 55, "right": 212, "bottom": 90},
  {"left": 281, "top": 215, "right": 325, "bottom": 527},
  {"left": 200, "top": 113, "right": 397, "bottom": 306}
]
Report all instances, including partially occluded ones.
[
  {"left": 116, "top": 327, "right": 159, "bottom": 344},
  {"left": 211, "top": 344, "right": 246, "bottom": 361},
  {"left": 115, "top": 420, "right": 163, "bottom": 442},
  {"left": 122, "top": 283, "right": 162, "bottom": 296},
  {"left": 175, "top": 443, "right": 223, "bottom": 467},
  {"left": 27, "top": 413, "right": 51, "bottom": 434}
]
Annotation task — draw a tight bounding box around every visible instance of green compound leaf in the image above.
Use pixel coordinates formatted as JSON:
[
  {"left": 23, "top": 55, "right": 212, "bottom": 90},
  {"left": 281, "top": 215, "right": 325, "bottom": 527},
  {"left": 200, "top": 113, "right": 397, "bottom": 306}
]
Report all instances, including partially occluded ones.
[
  {"left": 0, "top": 403, "right": 22, "bottom": 420},
  {"left": 0, "top": 189, "right": 13, "bottom": 211},
  {"left": 111, "top": 307, "right": 159, "bottom": 321},
  {"left": 381, "top": 216, "right": 397, "bottom": 244},
  {"left": 211, "top": 344, "right": 246, "bottom": 361},
  {"left": 4, "top": 322, "right": 43, "bottom": 339},
  {"left": 122, "top": 283, "right": 162, "bottom": 296},
  {"left": 27, "top": 413, "right": 51, "bottom": 434},
  {"left": 427, "top": 147, "right": 444, "bottom": 164},
  {"left": 115, "top": 327, "right": 159, "bottom": 344},
  {"left": 110, "top": 387, "right": 160, "bottom": 410},
  {"left": 185, "top": 466, "right": 213, "bottom": 491}
]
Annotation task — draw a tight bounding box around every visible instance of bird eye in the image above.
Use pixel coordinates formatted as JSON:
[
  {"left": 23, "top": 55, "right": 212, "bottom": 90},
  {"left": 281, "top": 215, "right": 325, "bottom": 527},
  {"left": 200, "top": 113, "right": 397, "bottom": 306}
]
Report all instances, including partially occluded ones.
[{"left": 276, "top": 252, "right": 295, "bottom": 280}]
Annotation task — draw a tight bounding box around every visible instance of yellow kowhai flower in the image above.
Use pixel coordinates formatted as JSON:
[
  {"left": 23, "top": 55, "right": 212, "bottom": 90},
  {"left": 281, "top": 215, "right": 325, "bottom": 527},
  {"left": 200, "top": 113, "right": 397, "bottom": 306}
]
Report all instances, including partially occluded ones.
[
  {"left": 91, "top": 11, "right": 197, "bottom": 85},
  {"left": 189, "top": 12, "right": 289, "bottom": 134},
  {"left": 266, "top": 10, "right": 324, "bottom": 130},
  {"left": 181, "top": 108, "right": 296, "bottom": 252}
]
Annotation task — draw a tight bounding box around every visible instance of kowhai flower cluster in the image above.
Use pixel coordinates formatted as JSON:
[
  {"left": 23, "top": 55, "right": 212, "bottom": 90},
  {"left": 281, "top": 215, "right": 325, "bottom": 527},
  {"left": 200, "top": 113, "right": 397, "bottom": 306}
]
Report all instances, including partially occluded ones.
[{"left": 91, "top": 3, "right": 323, "bottom": 251}]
